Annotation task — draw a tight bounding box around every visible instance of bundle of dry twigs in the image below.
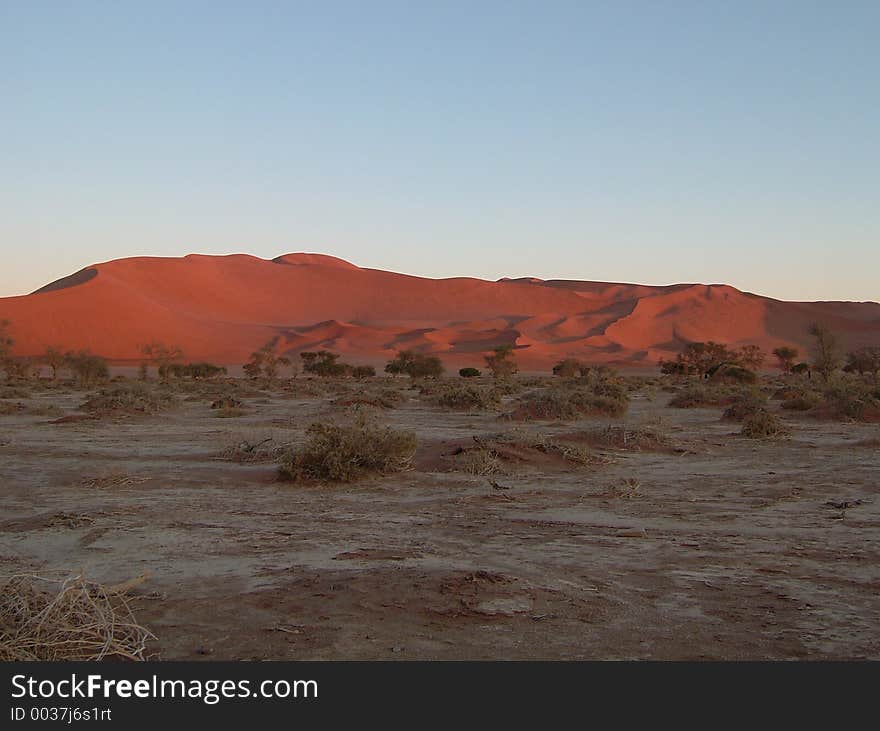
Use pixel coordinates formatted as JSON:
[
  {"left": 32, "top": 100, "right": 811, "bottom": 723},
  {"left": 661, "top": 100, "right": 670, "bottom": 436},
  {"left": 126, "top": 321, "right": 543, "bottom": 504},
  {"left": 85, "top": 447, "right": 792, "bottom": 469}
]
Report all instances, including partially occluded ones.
[{"left": 0, "top": 573, "right": 155, "bottom": 661}]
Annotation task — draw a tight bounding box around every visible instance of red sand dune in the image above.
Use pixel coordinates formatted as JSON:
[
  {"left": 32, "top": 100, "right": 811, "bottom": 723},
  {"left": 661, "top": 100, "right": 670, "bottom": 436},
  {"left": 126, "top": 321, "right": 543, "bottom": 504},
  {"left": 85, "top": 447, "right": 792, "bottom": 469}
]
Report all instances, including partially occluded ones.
[{"left": 1, "top": 252, "right": 878, "bottom": 368}]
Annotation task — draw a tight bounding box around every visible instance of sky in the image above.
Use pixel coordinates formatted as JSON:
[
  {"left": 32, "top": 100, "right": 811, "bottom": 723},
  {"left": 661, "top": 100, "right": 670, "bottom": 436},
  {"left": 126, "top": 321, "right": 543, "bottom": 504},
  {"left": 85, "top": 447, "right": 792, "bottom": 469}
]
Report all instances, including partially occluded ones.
[{"left": 1, "top": 1, "right": 878, "bottom": 302}]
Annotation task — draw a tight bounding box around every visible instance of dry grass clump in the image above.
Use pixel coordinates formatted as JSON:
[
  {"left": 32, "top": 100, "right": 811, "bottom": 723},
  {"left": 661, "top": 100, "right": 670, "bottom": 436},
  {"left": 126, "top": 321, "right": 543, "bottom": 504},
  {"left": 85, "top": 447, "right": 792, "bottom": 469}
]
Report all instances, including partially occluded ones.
[
  {"left": 277, "top": 414, "right": 417, "bottom": 482},
  {"left": 0, "top": 574, "right": 155, "bottom": 661},
  {"left": 508, "top": 385, "right": 628, "bottom": 421},
  {"left": 82, "top": 384, "right": 177, "bottom": 415},
  {"left": 0, "top": 400, "right": 25, "bottom": 415},
  {"left": 741, "top": 409, "right": 790, "bottom": 439},
  {"left": 433, "top": 383, "right": 501, "bottom": 411}
]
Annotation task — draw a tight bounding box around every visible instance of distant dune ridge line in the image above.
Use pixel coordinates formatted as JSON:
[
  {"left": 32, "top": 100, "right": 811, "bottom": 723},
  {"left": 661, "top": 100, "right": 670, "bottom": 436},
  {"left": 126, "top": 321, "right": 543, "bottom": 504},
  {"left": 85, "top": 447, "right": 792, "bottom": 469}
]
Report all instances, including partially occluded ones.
[{"left": 1, "top": 252, "right": 878, "bottom": 367}]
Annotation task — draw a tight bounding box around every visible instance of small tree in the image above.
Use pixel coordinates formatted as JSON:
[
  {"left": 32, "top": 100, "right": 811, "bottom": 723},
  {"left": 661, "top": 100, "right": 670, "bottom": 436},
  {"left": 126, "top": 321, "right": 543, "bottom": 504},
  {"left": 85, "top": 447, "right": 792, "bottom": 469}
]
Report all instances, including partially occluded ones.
[
  {"left": 681, "top": 342, "right": 738, "bottom": 378},
  {"left": 0, "top": 320, "right": 13, "bottom": 379},
  {"left": 737, "top": 344, "right": 765, "bottom": 370},
  {"left": 844, "top": 346, "right": 880, "bottom": 382},
  {"left": 552, "top": 358, "right": 594, "bottom": 378},
  {"left": 352, "top": 365, "right": 376, "bottom": 379},
  {"left": 384, "top": 351, "right": 444, "bottom": 379},
  {"left": 42, "top": 346, "right": 66, "bottom": 380},
  {"left": 772, "top": 346, "right": 799, "bottom": 373},
  {"left": 484, "top": 345, "right": 517, "bottom": 379},
  {"left": 0, "top": 320, "right": 11, "bottom": 361},
  {"left": 246, "top": 338, "right": 291, "bottom": 383},
  {"left": 65, "top": 351, "right": 109, "bottom": 387},
  {"left": 301, "top": 350, "right": 351, "bottom": 378},
  {"left": 808, "top": 323, "right": 840, "bottom": 382},
  {"left": 141, "top": 342, "right": 184, "bottom": 383}
]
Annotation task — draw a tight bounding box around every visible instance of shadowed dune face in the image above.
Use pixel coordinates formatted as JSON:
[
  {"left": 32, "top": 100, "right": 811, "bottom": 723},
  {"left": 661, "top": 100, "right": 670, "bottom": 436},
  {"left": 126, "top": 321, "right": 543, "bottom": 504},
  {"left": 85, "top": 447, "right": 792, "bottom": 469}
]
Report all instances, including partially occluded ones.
[
  {"left": 2, "top": 252, "right": 879, "bottom": 366},
  {"left": 31, "top": 268, "right": 98, "bottom": 295}
]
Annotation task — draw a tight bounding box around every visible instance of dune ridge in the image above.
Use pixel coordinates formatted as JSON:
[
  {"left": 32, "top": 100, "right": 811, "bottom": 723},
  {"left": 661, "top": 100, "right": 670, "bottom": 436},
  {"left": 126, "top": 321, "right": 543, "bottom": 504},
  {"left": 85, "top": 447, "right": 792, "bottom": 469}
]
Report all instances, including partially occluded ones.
[{"left": 2, "top": 252, "right": 878, "bottom": 367}]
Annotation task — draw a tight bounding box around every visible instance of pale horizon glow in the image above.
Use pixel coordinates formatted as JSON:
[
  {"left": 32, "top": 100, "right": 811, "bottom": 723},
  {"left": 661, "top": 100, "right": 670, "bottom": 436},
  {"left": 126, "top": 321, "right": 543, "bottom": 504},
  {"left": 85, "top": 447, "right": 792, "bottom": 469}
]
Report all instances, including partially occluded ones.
[{"left": 2, "top": 2, "right": 878, "bottom": 303}]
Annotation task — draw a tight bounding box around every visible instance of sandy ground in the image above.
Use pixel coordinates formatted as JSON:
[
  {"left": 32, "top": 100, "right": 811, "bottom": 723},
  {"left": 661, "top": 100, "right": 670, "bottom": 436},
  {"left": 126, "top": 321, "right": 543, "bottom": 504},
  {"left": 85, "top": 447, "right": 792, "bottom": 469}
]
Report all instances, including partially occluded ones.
[{"left": 1, "top": 378, "right": 878, "bottom": 660}]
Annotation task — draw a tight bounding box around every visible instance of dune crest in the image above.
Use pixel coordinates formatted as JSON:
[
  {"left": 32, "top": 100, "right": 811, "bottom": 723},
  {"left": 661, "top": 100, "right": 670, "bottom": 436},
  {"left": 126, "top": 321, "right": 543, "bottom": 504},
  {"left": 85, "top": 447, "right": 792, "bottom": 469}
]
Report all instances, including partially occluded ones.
[{"left": 2, "top": 253, "right": 878, "bottom": 366}]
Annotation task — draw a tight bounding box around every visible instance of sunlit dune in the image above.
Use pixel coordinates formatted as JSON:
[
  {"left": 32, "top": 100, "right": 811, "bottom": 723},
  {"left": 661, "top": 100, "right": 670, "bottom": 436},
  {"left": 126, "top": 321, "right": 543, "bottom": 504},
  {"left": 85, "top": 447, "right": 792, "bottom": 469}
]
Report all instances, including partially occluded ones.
[{"left": 1, "top": 252, "right": 878, "bottom": 366}]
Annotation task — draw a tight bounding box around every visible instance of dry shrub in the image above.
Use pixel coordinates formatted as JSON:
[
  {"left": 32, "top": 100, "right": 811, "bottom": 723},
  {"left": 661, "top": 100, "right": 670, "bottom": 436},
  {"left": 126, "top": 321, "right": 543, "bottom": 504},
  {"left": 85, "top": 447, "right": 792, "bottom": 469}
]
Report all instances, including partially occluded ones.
[
  {"left": 491, "top": 379, "right": 522, "bottom": 396},
  {"left": 214, "top": 407, "right": 246, "bottom": 418},
  {"left": 456, "top": 448, "right": 505, "bottom": 475},
  {"left": 277, "top": 414, "right": 416, "bottom": 482},
  {"left": 446, "top": 433, "right": 607, "bottom": 474},
  {"left": 722, "top": 390, "right": 768, "bottom": 421},
  {"left": 605, "top": 477, "right": 642, "bottom": 499},
  {"left": 0, "top": 401, "right": 25, "bottom": 415},
  {"left": 82, "top": 384, "right": 176, "bottom": 415},
  {"left": 821, "top": 381, "right": 880, "bottom": 423},
  {"left": 780, "top": 395, "right": 821, "bottom": 411},
  {"left": 741, "top": 409, "right": 790, "bottom": 439},
  {"left": 0, "top": 574, "right": 154, "bottom": 661},
  {"left": 220, "top": 434, "right": 284, "bottom": 463},
  {"left": 335, "top": 387, "right": 404, "bottom": 410},
  {"left": 282, "top": 379, "right": 328, "bottom": 398},
  {"left": 530, "top": 435, "right": 605, "bottom": 465},
  {"left": 211, "top": 396, "right": 244, "bottom": 410},
  {"left": 508, "top": 385, "right": 628, "bottom": 420},
  {"left": 709, "top": 364, "right": 758, "bottom": 384},
  {"left": 0, "top": 387, "right": 30, "bottom": 399},
  {"left": 579, "top": 424, "right": 673, "bottom": 451},
  {"left": 434, "top": 383, "right": 501, "bottom": 411},
  {"left": 668, "top": 384, "right": 741, "bottom": 408}
]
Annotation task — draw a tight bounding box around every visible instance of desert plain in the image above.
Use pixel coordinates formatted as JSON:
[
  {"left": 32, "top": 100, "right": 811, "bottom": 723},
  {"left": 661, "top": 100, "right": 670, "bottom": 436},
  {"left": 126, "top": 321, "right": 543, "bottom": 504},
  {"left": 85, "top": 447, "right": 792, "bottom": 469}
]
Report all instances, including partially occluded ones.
[{"left": 1, "top": 370, "right": 878, "bottom": 660}]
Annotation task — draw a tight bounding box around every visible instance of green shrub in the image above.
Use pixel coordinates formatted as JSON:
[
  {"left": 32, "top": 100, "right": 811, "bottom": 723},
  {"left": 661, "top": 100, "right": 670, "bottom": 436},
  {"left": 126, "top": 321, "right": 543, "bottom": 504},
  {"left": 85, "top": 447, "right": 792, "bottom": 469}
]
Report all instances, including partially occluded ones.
[
  {"left": 277, "top": 415, "right": 417, "bottom": 482},
  {"left": 459, "top": 367, "right": 481, "bottom": 378}
]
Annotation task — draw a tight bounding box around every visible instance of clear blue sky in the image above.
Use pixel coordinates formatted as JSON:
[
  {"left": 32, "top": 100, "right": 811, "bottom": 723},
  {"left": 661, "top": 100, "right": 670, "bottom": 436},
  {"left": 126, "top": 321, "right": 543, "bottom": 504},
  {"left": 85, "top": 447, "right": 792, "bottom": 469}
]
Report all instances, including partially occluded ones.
[{"left": 1, "top": 1, "right": 878, "bottom": 301}]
